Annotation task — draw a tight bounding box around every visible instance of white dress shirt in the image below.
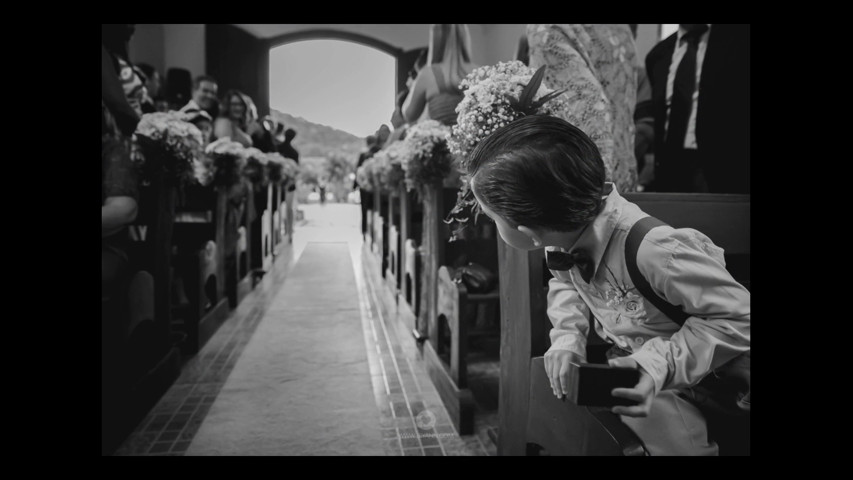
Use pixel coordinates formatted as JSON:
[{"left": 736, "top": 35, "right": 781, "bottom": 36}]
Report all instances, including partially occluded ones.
[
  {"left": 664, "top": 24, "right": 712, "bottom": 150},
  {"left": 545, "top": 183, "right": 750, "bottom": 395}
]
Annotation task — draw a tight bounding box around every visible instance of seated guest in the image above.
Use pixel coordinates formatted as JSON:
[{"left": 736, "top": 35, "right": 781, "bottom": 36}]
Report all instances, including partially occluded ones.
[
  {"left": 180, "top": 75, "right": 220, "bottom": 120},
  {"left": 213, "top": 90, "right": 254, "bottom": 147},
  {"left": 183, "top": 108, "right": 214, "bottom": 146},
  {"left": 102, "top": 103, "right": 139, "bottom": 301}
]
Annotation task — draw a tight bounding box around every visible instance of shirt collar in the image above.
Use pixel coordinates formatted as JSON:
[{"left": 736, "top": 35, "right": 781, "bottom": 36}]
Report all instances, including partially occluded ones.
[
  {"left": 547, "top": 182, "right": 621, "bottom": 278},
  {"left": 677, "top": 24, "right": 712, "bottom": 44}
]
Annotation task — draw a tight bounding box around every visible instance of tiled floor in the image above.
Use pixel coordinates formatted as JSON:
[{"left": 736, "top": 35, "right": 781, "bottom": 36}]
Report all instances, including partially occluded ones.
[{"left": 111, "top": 203, "right": 498, "bottom": 456}]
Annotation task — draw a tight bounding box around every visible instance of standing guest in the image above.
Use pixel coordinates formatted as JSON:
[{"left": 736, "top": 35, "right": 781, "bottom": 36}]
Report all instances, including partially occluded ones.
[
  {"left": 102, "top": 24, "right": 152, "bottom": 119},
  {"left": 527, "top": 24, "right": 639, "bottom": 193},
  {"left": 277, "top": 128, "right": 300, "bottom": 164},
  {"left": 180, "top": 75, "right": 220, "bottom": 120},
  {"left": 354, "top": 135, "right": 380, "bottom": 238},
  {"left": 645, "top": 24, "right": 749, "bottom": 194},
  {"left": 136, "top": 63, "right": 169, "bottom": 112},
  {"left": 403, "top": 24, "right": 478, "bottom": 126},
  {"left": 375, "top": 124, "right": 391, "bottom": 150},
  {"left": 101, "top": 43, "right": 139, "bottom": 138},
  {"left": 213, "top": 90, "right": 254, "bottom": 147},
  {"left": 274, "top": 123, "right": 286, "bottom": 151},
  {"left": 251, "top": 115, "right": 278, "bottom": 153}
]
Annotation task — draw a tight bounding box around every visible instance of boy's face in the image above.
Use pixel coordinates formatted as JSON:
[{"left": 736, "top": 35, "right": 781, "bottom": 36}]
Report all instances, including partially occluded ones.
[{"left": 471, "top": 180, "right": 541, "bottom": 251}]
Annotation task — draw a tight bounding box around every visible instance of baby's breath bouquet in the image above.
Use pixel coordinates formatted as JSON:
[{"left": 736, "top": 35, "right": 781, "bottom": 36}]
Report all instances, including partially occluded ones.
[
  {"left": 205, "top": 137, "right": 246, "bottom": 187},
  {"left": 400, "top": 119, "right": 454, "bottom": 196},
  {"left": 373, "top": 141, "right": 407, "bottom": 195},
  {"left": 446, "top": 62, "right": 569, "bottom": 240},
  {"left": 133, "top": 111, "right": 209, "bottom": 185}
]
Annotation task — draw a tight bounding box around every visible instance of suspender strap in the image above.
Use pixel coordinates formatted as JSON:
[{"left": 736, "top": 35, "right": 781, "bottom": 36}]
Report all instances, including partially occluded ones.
[{"left": 625, "top": 216, "right": 690, "bottom": 326}]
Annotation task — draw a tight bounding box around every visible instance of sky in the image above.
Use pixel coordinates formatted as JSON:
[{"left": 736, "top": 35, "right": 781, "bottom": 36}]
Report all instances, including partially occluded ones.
[{"left": 270, "top": 40, "right": 396, "bottom": 139}]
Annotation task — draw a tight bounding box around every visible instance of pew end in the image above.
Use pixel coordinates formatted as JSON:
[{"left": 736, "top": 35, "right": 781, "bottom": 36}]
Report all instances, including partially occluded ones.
[
  {"left": 404, "top": 239, "right": 421, "bottom": 317},
  {"left": 525, "top": 357, "right": 647, "bottom": 456}
]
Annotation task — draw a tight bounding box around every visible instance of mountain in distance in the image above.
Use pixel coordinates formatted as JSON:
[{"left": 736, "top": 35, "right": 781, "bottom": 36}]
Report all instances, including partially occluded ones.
[{"left": 270, "top": 109, "right": 366, "bottom": 162}]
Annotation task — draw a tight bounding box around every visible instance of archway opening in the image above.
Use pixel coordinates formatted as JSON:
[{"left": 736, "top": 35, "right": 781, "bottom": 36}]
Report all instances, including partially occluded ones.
[{"left": 270, "top": 39, "right": 396, "bottom": 206}]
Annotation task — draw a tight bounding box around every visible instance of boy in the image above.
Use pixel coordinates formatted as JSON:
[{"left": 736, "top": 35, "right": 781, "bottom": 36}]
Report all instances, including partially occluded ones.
[{"left": 467, "top": 115, "right": 749, "bottom": 455}]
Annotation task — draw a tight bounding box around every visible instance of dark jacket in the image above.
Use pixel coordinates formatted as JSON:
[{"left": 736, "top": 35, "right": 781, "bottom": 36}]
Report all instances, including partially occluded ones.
[{"left": 646, "top": 24, "right": 749, "bottom": 194}]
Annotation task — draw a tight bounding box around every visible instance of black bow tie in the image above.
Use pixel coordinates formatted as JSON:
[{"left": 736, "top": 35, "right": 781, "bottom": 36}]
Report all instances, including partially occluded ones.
[{"left": 546, "top": 249, "right": 595, "bottom": 283}]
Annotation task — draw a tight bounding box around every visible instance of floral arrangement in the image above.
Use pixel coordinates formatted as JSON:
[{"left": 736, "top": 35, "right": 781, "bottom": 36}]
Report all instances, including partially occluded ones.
[
  {"left": 241, "top": 147, "right": 269, "bottom": 188},
  {"left": 133, "top": 111, "right": 209, "bottom": 185},
  {"left": 265, "top": 152, "right": 286, "bottom": 183},
  {"left": 445, "top": 62, "right": 569, "bottom": 240},
  {"left": 281, "top": 156, "right": 300, "bottom": 185},
  {"left": 372, "top": 141, "right": 407, "bottom": 195},
  {"left": 448, "top": 61, "right": 569, "bottom": 166},
  {"left": 205, "top": 137, "right": 246, "bottom": 187},
  {"left": 399, "top": 119, "right": 455, "bottom": 196}
]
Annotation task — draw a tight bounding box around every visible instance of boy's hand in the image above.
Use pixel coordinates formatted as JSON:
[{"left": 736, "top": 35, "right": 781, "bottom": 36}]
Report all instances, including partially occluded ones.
[
  {"left": 608, "top": 357, "right": 655, "bottom": 417},
  {"left": 543, "top": 350, "right": 580, "bottom": 399}
]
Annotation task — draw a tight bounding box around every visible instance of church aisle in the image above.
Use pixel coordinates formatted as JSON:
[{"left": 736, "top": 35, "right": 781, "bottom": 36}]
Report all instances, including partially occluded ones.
[
  {"left": 113, "top": 204, "right": 492, "bottom": 456},
  {"left": 185, "top": 242, "right": 383, "bottom": 455}
]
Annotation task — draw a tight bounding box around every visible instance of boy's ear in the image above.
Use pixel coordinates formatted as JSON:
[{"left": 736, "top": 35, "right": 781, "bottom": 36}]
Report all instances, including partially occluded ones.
[{"left": 517, "top": 225, "right": 542, "bottom": 247}]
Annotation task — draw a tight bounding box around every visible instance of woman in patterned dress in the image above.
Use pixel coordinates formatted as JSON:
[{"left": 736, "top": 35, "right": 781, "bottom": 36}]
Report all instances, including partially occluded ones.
[{"left": 527, "top": 24, "right": 639, "bottom": 193}]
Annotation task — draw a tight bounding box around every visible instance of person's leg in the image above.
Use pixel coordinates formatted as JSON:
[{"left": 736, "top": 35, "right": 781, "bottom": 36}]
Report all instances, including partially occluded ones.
[{"left": 620, "top": 390, "right": 719, "bottom": 456}]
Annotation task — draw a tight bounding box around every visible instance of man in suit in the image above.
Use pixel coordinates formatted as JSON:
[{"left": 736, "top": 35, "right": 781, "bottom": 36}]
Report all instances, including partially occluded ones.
[{"left": 645, "top": 24, "right": 749, "bottom": 194}]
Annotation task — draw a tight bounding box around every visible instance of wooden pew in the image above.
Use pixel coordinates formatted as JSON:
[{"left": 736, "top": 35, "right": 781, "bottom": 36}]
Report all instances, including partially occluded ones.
[
  {"left": 249, "top": 182, "right": 273, "bottom": 277},
  {"left": 404, "top": 239, "right": 421, "bottom": 317},
  {"left": 418, "top": 186, "right": 502, "bottom": 435},
  {"left": 372, "top": 189, "right": 385, "bottom": 274},
  {"left": 284, "top": 183, "right": 295, "bottom": 243},
  {"left": 385, "top": 185, "right": 403, "bottom": 300},
  {"left": 225, "top": 179, "right": 255, "bottom": 308},
  {"left": 102, "top": 170, "right": 182, "bottom": 455},
  {"left": 170, "top": 183, "right": 230, "bottom": 354},
  {"left": 399, "top": 186, "right": 423, "bottom": 321},
  {"left": 499, "top": 193, "right": 750, "bottom": 456},
  {"left": 271, "top": 183, "right": 282, "bottom": 254}
]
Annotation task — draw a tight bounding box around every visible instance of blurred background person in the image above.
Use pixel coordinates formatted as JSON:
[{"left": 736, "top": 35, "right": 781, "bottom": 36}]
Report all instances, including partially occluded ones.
[
  {"left": 277, "top": 128, "right": 300, "bottom": 164},
  {"left": 214, "top": 89, "right": 255, "bottom": 147},
  {"left": 180, "top": 75, "right": 220, "bottom": 120}
]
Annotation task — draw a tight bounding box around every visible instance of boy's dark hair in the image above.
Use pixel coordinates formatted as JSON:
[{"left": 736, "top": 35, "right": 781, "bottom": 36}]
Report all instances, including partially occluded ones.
[{"left": 469, "top": 114, "right": 606, "bottom": 232}]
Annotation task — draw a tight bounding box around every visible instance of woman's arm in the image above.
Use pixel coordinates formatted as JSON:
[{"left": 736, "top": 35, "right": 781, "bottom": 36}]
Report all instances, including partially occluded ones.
[
  {"left": 402, "top": 68, "right": 430, "bottom": 124},
  {"left": 102, "top": 196, "right": 138, "bottom": 238}
]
